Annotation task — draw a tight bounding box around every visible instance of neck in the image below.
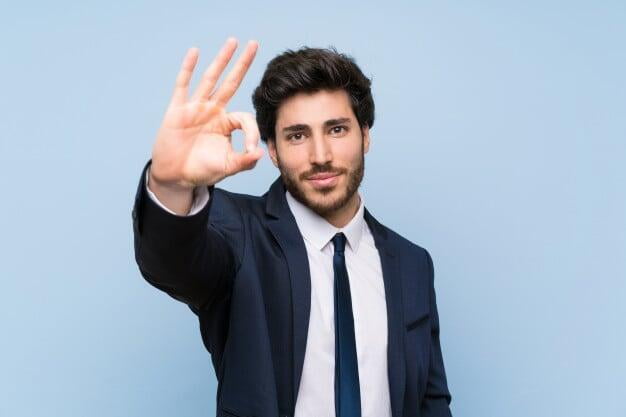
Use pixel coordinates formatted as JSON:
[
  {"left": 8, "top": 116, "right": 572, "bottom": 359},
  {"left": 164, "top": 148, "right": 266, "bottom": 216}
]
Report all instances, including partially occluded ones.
[{"left": 323, "top": 192, "right": 361, "bottom": 228}]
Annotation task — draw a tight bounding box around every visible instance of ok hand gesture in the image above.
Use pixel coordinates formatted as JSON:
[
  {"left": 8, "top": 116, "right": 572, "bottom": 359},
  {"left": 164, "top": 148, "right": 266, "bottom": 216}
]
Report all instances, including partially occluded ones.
[{"left": 149, "top": 38, "right": 264, "bottom": 212}]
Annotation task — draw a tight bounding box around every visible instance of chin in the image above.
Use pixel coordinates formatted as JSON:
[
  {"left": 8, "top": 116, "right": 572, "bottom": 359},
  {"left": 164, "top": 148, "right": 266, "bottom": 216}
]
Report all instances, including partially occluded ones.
[{"left": 298, "top": 183, "right": 352, "bottom": 216}]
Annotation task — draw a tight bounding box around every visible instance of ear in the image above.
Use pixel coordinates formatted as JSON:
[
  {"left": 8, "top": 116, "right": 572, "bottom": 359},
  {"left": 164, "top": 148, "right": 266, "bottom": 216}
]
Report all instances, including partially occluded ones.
[
  {"left": 268, "top": 139, "right": 279, "bottom": 167},
  {"left": 362, "top": 125, "right": 371, "bottom": 154}
]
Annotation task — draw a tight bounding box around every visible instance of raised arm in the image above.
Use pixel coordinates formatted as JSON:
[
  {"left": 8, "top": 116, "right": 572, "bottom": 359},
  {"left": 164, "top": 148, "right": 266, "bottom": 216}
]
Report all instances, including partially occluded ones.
[{"left": 132, "top": 38, "right": 263, "bottom": 312}]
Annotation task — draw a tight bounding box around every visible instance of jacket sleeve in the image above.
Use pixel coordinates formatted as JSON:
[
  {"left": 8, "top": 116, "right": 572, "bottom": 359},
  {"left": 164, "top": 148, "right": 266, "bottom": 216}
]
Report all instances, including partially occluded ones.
[
  {"left": 131, "top": 160, "right": 239, "bottom": 314},
  {"left": 420, "top": 249, "right": 453, "bottom": 417}
]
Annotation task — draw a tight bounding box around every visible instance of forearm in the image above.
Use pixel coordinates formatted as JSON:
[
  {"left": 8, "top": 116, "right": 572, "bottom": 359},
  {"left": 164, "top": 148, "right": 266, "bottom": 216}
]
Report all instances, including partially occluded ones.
[{"left": 132, "top": 161, "right": 235, "bottom": 311}]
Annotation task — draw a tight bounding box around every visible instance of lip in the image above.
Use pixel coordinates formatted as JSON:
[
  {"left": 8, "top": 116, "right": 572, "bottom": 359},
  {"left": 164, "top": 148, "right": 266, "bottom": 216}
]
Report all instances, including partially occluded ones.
[{"left": 307, "top": 173, "right": 341, "bottom": 188}]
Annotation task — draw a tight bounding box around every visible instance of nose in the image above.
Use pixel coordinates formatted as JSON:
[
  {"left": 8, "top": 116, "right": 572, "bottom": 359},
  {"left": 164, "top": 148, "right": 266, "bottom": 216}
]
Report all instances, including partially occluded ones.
[{"left": 309, "top": 133, "right": 332, "bottom": 166}]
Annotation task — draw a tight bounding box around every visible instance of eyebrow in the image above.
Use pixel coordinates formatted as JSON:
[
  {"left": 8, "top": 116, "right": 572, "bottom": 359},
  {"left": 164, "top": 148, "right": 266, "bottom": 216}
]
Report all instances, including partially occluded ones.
[{"left": 281, "top": 117, "right": 352, "bottom": 133}]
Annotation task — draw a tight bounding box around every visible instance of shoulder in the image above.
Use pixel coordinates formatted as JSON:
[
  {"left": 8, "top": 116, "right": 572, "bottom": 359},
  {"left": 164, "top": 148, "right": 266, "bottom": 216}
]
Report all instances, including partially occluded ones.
[
  {"left": 209, "top": 186, "right": 266, "bottom": 218},
  {"left": 366, "top": 214, "right": 435, "bottom": 287},
  {"left": 205, "top": 187, "right": 268, "bottom": 269},
  {"left": 366, "top": 210, "right": 431, "bottom": 262},
  {"left": 386, "top": 223, "right": 431, "bottom": 262}
]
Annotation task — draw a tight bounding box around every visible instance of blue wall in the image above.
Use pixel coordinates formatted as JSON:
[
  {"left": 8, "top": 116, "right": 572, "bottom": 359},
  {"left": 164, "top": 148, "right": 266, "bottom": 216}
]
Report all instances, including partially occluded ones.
[{"left": 1, "top": 1, "right": 624, "bottom": 416}]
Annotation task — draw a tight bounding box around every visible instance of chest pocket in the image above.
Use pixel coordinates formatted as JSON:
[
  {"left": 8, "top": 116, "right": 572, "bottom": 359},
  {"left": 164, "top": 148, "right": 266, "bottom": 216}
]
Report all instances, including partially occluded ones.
[{"left": 406, "top": 310, "right": 430, "bottom": 332}]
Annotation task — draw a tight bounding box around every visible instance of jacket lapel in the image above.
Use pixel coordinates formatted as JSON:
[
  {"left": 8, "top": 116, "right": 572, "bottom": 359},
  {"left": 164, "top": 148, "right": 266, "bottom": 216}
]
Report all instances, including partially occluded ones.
[
  {"left": 265, "top": 176, "right": 311, "bottom": 411},
  {"left": 365, "top": 208, "right": 406, "bottom": 417}
]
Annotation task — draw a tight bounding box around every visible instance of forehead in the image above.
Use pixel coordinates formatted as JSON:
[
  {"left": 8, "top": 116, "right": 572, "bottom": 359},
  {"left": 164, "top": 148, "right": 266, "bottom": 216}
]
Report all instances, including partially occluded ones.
[{"left": 275, "top": 89, "right": 355, "bottom": 128}]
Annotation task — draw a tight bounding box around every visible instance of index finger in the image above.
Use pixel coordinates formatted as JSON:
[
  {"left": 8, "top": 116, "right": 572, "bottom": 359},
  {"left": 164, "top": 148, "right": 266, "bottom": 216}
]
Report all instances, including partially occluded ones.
[{"left": 213, "top": 40, "right": 259, "bottom": 106}]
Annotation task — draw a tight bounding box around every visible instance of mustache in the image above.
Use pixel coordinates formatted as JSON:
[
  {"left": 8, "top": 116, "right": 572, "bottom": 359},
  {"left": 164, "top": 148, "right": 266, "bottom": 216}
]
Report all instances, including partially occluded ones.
[{"left": 300, "top": 164, "right": 346, "bottom": 180}]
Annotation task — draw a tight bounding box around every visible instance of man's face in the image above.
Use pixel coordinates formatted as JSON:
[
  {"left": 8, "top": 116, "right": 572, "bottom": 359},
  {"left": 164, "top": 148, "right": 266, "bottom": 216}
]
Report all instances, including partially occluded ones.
[{"left": 268, "top": 89, "right": 370, "bottom": 217}]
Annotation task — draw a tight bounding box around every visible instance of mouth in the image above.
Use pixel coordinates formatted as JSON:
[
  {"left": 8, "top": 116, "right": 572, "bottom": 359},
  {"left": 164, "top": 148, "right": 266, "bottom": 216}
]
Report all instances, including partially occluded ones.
[{"left": 306, "top": 172, "right": 341, "bottom": 189}]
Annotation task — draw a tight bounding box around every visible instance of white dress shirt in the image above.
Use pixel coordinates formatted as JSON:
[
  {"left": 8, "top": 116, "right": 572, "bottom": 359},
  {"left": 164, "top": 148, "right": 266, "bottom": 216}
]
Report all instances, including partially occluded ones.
[{"left": 145, "top": 170, "right": 391, "bottom": 417}]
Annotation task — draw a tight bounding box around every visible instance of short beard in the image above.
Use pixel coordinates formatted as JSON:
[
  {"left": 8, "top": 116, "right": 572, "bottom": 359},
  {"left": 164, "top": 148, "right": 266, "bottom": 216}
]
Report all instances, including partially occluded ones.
[{"left": 276, "top": 142, "right": 365, "bottom": 218}]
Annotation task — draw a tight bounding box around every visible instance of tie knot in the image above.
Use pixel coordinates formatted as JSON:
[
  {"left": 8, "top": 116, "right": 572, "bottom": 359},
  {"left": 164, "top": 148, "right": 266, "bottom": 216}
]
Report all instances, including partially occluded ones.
[{"left": 332, "top": 232, "right": 347, "bottom": 254}]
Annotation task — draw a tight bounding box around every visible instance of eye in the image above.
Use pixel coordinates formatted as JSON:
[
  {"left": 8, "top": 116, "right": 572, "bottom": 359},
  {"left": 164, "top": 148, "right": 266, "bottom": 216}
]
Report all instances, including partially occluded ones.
[
  {"left": 329, "top": 125, "right": 348, "bottom": 136},
  {"left": 287, "top": 132, "right": 305, "bottom": 142}
]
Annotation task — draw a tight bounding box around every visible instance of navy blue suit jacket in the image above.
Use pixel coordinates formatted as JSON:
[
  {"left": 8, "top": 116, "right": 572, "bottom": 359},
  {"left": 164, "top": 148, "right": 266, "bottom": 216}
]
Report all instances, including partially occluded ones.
[{"left": 132, "top": 161, "right": 452, "bottom": 417}]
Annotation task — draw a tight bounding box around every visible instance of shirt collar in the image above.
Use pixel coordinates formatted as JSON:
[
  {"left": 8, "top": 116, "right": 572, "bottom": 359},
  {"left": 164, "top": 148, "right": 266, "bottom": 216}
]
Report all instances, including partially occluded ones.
[{"left": 285, "top": 189, "right": 365, "bottom": 252}]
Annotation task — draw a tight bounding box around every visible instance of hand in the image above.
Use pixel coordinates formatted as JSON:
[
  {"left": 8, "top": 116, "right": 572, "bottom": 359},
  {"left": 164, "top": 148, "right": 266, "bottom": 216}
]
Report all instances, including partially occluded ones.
[{"left": 150, "top": 37, "right": 264, "bottom": 193}]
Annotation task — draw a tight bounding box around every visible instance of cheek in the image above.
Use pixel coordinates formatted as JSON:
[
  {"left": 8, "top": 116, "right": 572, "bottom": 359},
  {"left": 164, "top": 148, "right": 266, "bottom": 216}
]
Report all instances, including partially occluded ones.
[
  {"left": 334, "top": 142, "right": 363, "bottom": 166},
  {"left": 278, "top": 147, "right": 308, "bottom": 172}
]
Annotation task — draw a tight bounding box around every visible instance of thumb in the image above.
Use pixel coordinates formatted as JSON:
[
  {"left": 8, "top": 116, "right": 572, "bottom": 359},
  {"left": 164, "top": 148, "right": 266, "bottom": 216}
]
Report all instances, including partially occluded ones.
[
  {"left": 226, "top": 111, "right": 261, "bottom": 153},
  {"left": 228, "top": 146, "right": 264, "bottom": 174}
]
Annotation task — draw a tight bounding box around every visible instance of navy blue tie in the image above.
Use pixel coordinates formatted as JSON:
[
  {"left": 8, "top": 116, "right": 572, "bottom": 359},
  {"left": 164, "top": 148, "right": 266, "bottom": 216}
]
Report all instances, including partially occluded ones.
[{"left": 332, "top": 232, "right": 361, "bottom": 417}]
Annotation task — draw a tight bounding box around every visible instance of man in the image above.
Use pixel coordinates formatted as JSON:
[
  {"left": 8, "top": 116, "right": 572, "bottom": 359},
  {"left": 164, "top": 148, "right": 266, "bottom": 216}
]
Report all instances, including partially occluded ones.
[{"left": 132, "top": 37, "right": 452, "bottom": 417}]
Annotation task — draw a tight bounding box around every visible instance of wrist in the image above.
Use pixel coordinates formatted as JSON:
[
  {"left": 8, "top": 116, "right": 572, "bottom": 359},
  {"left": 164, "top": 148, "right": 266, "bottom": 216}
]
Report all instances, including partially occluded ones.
[{"left": 147, "top": 169, "right": 195, "bottom": 215}]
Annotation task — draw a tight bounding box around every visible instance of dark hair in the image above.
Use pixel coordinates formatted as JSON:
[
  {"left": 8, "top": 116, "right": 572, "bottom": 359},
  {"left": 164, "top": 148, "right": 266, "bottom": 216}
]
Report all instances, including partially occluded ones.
[{"left": 252, "top": 46, "right": 375, "bottom": 143}]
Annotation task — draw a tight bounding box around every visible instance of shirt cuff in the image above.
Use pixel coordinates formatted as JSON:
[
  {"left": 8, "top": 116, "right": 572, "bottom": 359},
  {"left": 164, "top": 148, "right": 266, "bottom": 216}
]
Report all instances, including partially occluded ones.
[{"left": 145, "top": 167, "right": 210, "bottom": 216}]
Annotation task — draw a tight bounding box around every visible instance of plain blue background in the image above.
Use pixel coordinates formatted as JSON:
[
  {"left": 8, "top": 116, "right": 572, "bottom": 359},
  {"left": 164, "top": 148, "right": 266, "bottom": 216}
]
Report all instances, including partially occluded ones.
[{"left": 1, "top": 1, "right": 624, "bottom": 416}]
